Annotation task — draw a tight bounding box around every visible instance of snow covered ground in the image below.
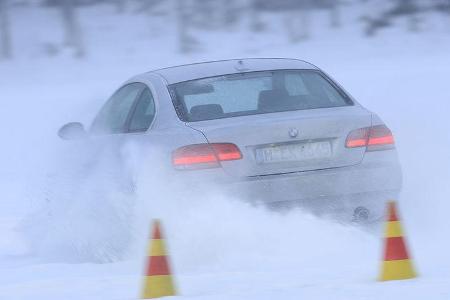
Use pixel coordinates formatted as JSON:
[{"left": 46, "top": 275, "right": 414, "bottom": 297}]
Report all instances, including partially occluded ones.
[{"left": 1, "top": 2, "right": 450, "bottom": 299}]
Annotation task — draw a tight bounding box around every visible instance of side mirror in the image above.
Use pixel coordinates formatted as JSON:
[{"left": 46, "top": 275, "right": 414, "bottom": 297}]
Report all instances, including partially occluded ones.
[{"left": 58, "top": 122, "right": 88, "bottom": 140}]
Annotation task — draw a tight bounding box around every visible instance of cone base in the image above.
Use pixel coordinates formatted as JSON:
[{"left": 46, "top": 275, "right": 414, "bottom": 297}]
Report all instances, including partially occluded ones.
[
  {"left": 142, "top": 275, "right": 176, "bottom": 299},
  {"left": 379, "top": 259, "right": 417, "bottom": 281}
]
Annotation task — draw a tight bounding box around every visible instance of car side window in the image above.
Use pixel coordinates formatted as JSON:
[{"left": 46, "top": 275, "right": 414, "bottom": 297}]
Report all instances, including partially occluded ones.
[
  {"left": 128, "top": 88, "right": 156, "bottom": 132},
  {"left": 91, "top": 83, "right": 144, "bottom": 134}
]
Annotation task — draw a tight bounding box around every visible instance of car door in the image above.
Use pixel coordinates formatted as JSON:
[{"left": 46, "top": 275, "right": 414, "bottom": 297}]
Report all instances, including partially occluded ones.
[
  {"left": 91, "top": 83, "right": 147, "bottom": 135},
  {"left": 91, "top": 82, "right": 157, "bottom": 134},
  {"left": 86, "top": 83, "right": 156, "bottom": 185}
]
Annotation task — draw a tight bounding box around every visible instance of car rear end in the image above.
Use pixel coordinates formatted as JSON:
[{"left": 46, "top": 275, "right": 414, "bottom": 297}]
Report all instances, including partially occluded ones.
[{"left": 157, "top": 59, "right": 402, "bottom": 222}]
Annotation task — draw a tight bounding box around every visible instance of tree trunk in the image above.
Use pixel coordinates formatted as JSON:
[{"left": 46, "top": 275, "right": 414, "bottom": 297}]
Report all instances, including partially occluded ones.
[
  {"left": 177, "top": 0, "right": 197, "bottom": 53},
  {"left": 61, "top": 0, "right": 85, "bottom": 58},
  {"left": 409, "top": 14, "right": 420, "bottom": 32},
  {"left": 0, "top": 0, "right": 12, "bottom": 60},
  {"left": 285, "top": 9, "right": 310, "bottom": 43},
  {"left": 250, "top": 0, "right": 265, "bottom": 32},
  {"left": 224, "top": 0, "right": 238, "bottom": 28},
  {"left": 115, "top": 0, "right": 126, "bottom": 14},
  {"left": 330, "top": 1, "right": 341, "bottom": 28}
]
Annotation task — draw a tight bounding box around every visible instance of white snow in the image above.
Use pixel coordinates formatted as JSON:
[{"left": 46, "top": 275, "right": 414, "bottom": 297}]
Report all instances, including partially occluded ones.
[{"left": 1, "top": 2, "right": 450, "bottom": 299}]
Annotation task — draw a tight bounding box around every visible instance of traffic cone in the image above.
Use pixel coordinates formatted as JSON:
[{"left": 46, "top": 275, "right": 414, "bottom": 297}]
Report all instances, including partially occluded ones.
[
  {"left": 141, "top": 220, "right": 176, "bottom": 298},
  {"left": 379, "top": 201, "right": 417, "bottom": 281}
]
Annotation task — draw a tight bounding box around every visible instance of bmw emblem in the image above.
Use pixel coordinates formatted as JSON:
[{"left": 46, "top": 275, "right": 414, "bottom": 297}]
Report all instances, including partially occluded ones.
[{"left": 289, "top": 128, "right": 299, "bottom": 138}]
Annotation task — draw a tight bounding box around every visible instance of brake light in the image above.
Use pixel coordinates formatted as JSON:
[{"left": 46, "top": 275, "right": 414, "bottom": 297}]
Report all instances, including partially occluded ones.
[
  {"left": 172, "top": 143, "right": 242, "bottom": 169},
  {"left": 345, "top": 127, "right": 370, "bottom": 148},
  {"left": 367, "top": 125, "right": 395, "bottom": 146},
  {"left": 346, "top": 125, "right": 395, "bottom": 151}
]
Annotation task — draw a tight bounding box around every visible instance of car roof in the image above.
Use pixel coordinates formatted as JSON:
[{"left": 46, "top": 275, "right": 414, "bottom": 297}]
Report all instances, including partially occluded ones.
[{"left": 146, "top": 58, "right": 318, "bottom": 84}]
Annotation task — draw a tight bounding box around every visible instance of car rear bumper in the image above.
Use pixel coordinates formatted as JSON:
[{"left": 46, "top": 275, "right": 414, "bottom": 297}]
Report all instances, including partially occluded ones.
[
  {"left": 216, "top": 149, "right": 401, "bottom": 221},
  {"left": 173, "top": 149, "right": 402, "bottom": 221}
]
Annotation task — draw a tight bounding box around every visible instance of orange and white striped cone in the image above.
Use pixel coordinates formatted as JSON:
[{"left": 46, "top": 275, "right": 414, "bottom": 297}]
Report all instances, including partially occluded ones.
[
  {"left": 379, "top": 201, "right": 417, "bottom": 281},
  {"left": 141, "top": 220, "right": 176, "bottom": 299}
]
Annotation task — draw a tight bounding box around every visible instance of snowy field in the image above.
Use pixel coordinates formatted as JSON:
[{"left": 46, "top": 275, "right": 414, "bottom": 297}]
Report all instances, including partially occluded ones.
[{"left": 1, "top": 2, "right": 450, "bottom": 299}]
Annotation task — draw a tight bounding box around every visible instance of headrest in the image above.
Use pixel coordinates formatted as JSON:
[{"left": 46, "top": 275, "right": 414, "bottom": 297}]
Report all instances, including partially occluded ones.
[
  {"left": 258, "top": 89, "right": 289, "bottom": 112},
  {"left": 190, "top": 104, "right": 224, "bottom": 121}
]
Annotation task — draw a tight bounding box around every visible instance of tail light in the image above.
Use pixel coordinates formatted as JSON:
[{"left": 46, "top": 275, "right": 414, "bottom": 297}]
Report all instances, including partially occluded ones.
[
  {"left": 172, "top": 143, "right": 242, "bottom": 170},
  {"left": 346, "top": 125, "right": 395, "bottom": 151}
]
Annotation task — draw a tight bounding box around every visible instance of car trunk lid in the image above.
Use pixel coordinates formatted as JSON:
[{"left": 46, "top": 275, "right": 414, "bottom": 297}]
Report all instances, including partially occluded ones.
[{"left": 186, "top": 106, "right": 372, "bottom": 177}]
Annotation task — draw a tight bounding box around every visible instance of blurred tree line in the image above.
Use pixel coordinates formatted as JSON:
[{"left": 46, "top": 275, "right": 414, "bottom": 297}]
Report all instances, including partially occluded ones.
[{"left": 0, "top": 0, "right": 449, "bottom": 60}]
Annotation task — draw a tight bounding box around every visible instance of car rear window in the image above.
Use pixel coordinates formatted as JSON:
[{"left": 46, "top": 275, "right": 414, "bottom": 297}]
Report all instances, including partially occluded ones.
[{"left": 169, "top": 70, "right": 353, "bottom": 122}]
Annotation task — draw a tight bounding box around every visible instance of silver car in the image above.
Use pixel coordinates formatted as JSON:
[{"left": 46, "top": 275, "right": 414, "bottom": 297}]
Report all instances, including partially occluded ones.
[{"left": 59, "top": 58, "right": 402, "bottom": 222}]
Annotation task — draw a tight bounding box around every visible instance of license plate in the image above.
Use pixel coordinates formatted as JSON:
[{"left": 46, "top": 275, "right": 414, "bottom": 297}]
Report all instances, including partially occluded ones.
[{"left": 255, "top": 141, "right": 332, "bottom": 164}]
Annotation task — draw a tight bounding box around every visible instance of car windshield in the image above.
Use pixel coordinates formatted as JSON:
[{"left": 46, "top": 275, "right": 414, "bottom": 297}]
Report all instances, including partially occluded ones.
[{"left": 169, "top": 70, "right": 353, "bottom": 122}]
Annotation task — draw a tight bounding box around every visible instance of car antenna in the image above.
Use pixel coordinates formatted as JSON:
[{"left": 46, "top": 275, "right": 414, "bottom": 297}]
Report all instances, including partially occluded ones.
[{"left": 235, "top": 60, "right": 250, "bottom": 72}]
